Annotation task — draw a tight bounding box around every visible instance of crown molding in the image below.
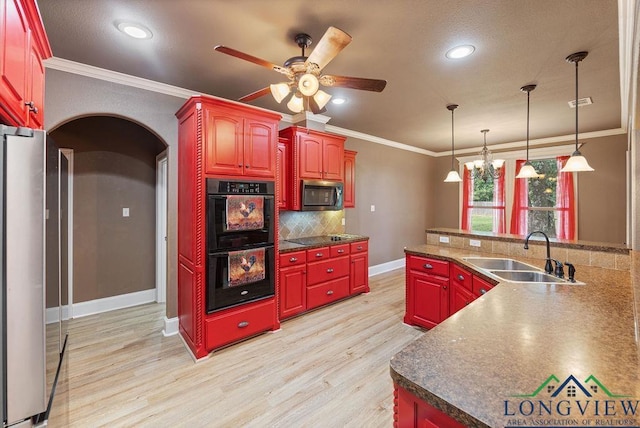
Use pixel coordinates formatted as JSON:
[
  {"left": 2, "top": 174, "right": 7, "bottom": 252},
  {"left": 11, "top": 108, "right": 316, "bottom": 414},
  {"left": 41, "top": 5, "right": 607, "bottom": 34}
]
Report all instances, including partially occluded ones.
[{"left": 324, "top": 125, "right": 436, "bottom": 156}]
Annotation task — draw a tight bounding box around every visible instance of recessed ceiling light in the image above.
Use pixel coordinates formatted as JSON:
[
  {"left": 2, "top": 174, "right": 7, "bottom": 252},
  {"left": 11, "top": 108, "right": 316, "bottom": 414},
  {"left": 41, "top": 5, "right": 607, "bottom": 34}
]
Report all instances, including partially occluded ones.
[
  {"left": 445, "top": 45, "right": 475, "bottom": 59},
  {"left": 116, "top": 21, "right": 153, "bottom": 39},
  {"left": 331, "top": 98, "right": 346, "bottom": 105}
]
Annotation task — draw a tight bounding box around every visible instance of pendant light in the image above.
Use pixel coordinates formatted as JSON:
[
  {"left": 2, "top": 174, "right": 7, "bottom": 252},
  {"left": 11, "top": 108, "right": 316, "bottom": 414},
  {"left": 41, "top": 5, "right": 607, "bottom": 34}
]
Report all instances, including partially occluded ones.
[
  {"left": 561, "top": 51, "right": 594, "bottom": 172},
  {"left": 516, "top": 84, "right": 540, "bottom": 179},
  {"left": 444, "top": 104, "right": 462, "bottom": 182}
]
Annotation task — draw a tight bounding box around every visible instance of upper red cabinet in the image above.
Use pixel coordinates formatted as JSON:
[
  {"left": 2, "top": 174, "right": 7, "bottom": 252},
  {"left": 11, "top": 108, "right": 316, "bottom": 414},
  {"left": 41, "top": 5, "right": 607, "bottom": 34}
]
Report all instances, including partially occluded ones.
[
  {"left": 0, "top": 0, "right": 51, "bottom": 128},
  {"left": 203, "top": 101, "right": 278, "bottom": 178},
  {"left": 343, "top": 150, "right": 356, "bottom": 208}
]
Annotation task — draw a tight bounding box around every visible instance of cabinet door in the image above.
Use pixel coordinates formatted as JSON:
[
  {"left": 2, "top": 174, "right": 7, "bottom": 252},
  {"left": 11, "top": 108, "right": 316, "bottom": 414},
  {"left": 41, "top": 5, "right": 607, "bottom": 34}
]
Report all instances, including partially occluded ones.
[
  {"left": 395, "top": 384, "right": 467, "bottom": 428},
  {"left": 473, "top": 275, "right": 495, "bottom": 297},
  {"left": 243, "top": 118, "right": 276, "bottom": 178},
  {"left": 279, "top": 266, "right": 306, "bottom": 319},
  {"left": 343, "top": 150, "right": 356, "bottom": 208},
  {"left": 350, "top": 252, "right": 368, "bottom": 294},
  {"left": 0, "top": 0, "right": 29, "bottom": 125},
  {"left": 406, "top": 271, "right": 449, "bottom": 329},
  {"left": 322, "top": 135, "right": 344, "bottom": 180},
  {"left": 204, "top": 111, "right": 243, "bottom": 176},
  {"left": 298, "top": 133, "right": 323, "bottom": 179},
  {"left": 449, "top": 281, "right": 476, "bottom": 316},
  {"left": 26, "top": 41, "right": 44, "bottom": 128},
  {"left": 277, "top": 141, "right": 288, "bottom": 209}
]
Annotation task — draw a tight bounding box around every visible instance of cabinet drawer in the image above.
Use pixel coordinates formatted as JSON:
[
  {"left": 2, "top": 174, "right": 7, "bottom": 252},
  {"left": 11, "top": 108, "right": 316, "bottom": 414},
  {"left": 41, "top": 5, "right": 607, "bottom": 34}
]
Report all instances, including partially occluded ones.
[
  {"left": 331, "top": 244, "right": 350, "bottom": 257},
  {"left": 451, "top": 264, "right": 472, "bottom": 292},
  {"left": 473, "top": 275, "right": 496, "bottom": 297},
  {"left": 306, "top": 256, "right": 350, "bottom": 286},
  {"left": 307, "top": 276, "right": 350, "bottom": 310},
  {"left": 350, "top": 241, "right": 368, "bottom": 253},
  {"left": 407, "top": 255, "right": 449, "bottom": 277},
  {"left": 205, "top": 299, "right": 275, "bottom": 351},
  {"left": 307, "top": 246, "right": 330, "bottom": 261},
  {"left": 279, "top": 250, "right": 306, "bottom": 268}
]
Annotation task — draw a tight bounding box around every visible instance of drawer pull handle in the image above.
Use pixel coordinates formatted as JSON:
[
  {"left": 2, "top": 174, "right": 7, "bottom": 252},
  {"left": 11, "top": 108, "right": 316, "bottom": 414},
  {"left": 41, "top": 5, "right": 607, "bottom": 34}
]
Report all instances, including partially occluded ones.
[
  {"left": 443, "top": 285, "right": 447, "bottom": 290},
  {"left": 316, "top": 253, "right": 323, "bottom": 257},
  {"left": 457, "top": 274, "right": 465, "bottom": 281},
  {"left": 423, "top": 263, "right": 433, "bottom": 269},
  {"left": 327, "top": 268, "right": 334, "bottom": 273},
  {"left": 357, "top": 246, "right": 363, "bottom": 250},
  {"left": 25, "top": 101, "right": 38, "bottom": 114},
  {"left": 241, "top": 290, "right": 248, "bottom": 295},
  {"left": 238, "top": 321, "right": 249, "bottom": 328},
  {"left": 480, "top": 288, "right": 487, "bottom": 295},
  {"left": 337, "top": 249, "right": 344, "bottom": 253},
  {"left": 289, "top": 257, "right": 298, "bottom": 262},
  {"left": 326, "top": 290, "right": 334, "bottom": 295}
]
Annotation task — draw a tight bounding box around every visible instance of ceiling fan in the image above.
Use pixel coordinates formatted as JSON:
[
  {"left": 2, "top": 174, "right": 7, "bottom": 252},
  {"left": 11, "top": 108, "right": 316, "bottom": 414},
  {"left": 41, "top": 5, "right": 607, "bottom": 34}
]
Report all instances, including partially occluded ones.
[{"left": 214, "top": 27, "right": 387, "bottom": 114}]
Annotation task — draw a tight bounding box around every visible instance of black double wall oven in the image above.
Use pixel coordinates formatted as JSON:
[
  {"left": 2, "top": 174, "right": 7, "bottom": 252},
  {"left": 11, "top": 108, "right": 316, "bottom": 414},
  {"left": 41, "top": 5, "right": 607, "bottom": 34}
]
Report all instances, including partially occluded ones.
[{"left": 206, "top": 178, "right": 275, "bottom": 313}]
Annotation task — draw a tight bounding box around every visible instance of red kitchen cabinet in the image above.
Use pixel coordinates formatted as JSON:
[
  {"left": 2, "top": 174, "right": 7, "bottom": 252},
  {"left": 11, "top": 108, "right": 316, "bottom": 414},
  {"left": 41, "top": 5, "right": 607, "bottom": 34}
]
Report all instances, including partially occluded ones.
[
  {"left": 277, "top": 138, "right": 289, "bottom": 209},
  {"left": 0, "top": 0, "right": 51, "bottom": 128},
  {"left": 404, "top": 255, "right": 449, "bottom": 329},
  {"left": 176, "top": 96, "right": 281, "bottom": 359},
  {"left": 472, "top": 274, "right": 496, "bottom": 297},
  {"left": 279, "top": 126, "right": 346, "bottom": 210},
  {"left": 307, "top": 276, "right": 350, "bottom": 310},
  {"left": 350, "top": 241, "right": 368, "bottom": 294},
  {"left": 394, "top": 384, "right": 466, "bottom": 428},
  {"left": 343, "top": 150, "right": 357, "bottom": 208},
  {"left": 278, "top": 250, "right": 306, "bottom": 319},
  {"left": 202, "top": 102, "right": 277, "bottom": 178},
  {"left": 449, "top": 264, "right": 475, "bottom": 316},
  {"left": 306, "top": 255, "right": 350, "bottom": 286}
]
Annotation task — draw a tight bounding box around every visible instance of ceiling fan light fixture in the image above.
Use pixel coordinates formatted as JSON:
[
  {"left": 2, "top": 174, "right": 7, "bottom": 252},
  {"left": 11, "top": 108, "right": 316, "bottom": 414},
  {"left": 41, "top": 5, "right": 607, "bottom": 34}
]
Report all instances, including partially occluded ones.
[
  {"left": 298, "top": 73, "right": 319, "bottom": 96},
  {"left": 287, "top": 93, "right": 304, "bottom": 113},
  {"left": 313, "top": 89, "right": 332, "bottom": 109},
  {"left": 270, "top": 82, "right": 290, "bottom": 103}
]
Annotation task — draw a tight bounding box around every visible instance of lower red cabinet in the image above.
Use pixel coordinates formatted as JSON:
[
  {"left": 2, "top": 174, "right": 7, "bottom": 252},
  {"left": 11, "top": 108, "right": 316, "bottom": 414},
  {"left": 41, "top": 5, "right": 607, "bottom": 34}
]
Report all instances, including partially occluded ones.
[
  {"left": 449, "top": 282, "right": 476, "bottom": 316},
  {"left": 307, "top": 276, "right": 350, "bottom": 310},
  {"left": 278, "top": 250, "right": 306, "bottom": 320},
  {"left": 394, "top": 384, "right": 466, "bottom": 428},
  {"left": 205, "top": 298, "right": 276, "bottom": 350},
  {"left": 473, "top": 275, "right": 495, "bottom": 297}
]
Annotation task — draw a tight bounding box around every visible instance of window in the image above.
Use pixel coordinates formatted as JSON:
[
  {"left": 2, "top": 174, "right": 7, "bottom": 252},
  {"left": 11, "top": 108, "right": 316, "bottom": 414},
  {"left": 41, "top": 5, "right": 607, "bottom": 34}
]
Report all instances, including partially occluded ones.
[
  {"left": 461, "top": 166, "right": 506, "bottom": 233},
  {"left": 510, "top": 156, "right": 575, "bottom": 239},
  {"left": 567, "top": 385, "right": 576, "bottom": 397}
]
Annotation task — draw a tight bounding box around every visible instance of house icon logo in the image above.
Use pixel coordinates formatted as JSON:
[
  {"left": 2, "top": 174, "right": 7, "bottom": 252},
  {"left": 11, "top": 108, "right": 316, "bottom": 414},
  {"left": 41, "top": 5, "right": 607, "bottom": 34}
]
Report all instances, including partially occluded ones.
[{"left": 504, "top": 374, "right": 639, "bottom": 427}]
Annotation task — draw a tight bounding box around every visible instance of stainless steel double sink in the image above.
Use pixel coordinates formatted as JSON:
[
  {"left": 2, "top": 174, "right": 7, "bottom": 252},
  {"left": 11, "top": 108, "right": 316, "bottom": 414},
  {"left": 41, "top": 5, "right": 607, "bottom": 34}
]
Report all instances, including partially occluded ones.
[{"left": 462, "top": 257, "right": 584, "bottom": 285}]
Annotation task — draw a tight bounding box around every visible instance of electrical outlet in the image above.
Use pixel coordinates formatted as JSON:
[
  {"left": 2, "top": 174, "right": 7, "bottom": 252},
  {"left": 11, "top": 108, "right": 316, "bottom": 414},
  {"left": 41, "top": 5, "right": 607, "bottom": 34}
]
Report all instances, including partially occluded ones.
[
  {"left": 469, "top": 239, "right": 481, "bottom": 247},
  {"left": 439, "top": 236, "right": 450, "bottom": 243},
  {"left": 370, "top": 205, "right": 375, "bottom": 212},
  {"left": 123, "top": 207, "right": 130, "bottom": 217},
  {"left": 341, "top": 218, "right": 345, "bottom": 226}
]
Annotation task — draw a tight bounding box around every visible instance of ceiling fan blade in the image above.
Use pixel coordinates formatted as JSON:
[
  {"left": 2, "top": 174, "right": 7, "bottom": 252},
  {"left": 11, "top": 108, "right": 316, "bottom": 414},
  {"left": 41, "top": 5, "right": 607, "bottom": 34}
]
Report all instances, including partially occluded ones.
[
  {"left": 320, "top": 75, "right": 387, "bottom": 92},
  {"left": 238, "top": 87, "right": 272, "bottom": 102},
  {"left": 214, "top": 45, "right": 291, "bottom": 76},
  {"left": 305, "top": 27, "right": 352, "bottom": 71}
]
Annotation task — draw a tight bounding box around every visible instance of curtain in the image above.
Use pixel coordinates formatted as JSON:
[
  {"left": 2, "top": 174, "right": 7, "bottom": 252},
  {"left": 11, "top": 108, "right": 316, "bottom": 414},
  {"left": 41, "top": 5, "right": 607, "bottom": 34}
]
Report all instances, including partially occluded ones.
[
  {"left": 461, "top": 166, "right": 472, "bottom": 230},
  {"left": 493, "top": 165, "right": 506, "bottom": 233},
  {"left": 510, "top": 159, "right": 529, "bottom": 236},
  {"left": 556, "top": 155, "right": 575, "bottom": 240}
]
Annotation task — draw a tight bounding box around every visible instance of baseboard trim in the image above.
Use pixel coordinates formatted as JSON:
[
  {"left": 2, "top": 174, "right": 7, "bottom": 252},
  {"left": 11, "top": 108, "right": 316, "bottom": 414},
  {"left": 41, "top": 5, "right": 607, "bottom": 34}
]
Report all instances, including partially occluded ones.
[
  {"left": 163, "top": 316, "right": 179, "bottom": 336},
  {"left": 368, "top": 258, "right": 405, "bottom": 277},
  {"left": 46, "top": 289, "right": 157, "bottom": 323}
]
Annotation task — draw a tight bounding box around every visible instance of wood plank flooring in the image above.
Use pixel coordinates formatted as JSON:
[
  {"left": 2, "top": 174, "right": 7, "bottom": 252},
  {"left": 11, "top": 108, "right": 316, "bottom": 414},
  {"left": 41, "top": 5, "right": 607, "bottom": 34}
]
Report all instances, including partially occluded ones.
[{"left": 47, "top": 268, "right": 423, "bottom": 427}]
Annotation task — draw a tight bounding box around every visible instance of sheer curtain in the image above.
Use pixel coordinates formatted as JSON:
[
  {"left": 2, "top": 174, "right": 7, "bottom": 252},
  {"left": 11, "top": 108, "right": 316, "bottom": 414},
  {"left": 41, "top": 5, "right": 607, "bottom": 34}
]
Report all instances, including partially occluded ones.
[
  {"left": 556, "top": 155, "right": 575, "bottom": 240},
  {"left": 510, "top": 159, "right": 529, "bottom": 236},
  {"left": 461, "top": 165, "right": 505, "bottom": 233}
]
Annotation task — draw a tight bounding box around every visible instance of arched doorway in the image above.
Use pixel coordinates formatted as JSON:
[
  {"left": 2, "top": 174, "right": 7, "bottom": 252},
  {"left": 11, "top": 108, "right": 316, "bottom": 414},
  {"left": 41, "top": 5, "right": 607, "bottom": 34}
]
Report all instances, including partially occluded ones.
[{"left": 50, "top": 115, "right": 167, "bottom": 317}]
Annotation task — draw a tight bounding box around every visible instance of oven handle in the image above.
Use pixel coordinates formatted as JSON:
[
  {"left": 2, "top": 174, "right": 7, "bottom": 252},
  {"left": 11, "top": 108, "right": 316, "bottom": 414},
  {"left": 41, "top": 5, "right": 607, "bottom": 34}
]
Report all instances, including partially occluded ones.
[{"left": 209, "top": 243, "right": 275, "bottom": 256}]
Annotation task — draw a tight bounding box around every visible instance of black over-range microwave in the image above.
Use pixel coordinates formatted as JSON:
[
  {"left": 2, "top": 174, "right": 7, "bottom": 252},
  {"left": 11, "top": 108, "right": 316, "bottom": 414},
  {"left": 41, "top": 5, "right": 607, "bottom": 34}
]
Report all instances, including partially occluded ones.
[{"left": 301, "top": 180, "right": 343, "bottom": 211}]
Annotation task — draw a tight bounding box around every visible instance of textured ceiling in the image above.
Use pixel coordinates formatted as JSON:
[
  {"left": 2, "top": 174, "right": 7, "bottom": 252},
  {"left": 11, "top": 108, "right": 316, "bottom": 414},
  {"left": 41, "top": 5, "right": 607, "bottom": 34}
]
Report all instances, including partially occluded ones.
[{"left": 37, "top": 0, "right": 622, "bottom": 153}]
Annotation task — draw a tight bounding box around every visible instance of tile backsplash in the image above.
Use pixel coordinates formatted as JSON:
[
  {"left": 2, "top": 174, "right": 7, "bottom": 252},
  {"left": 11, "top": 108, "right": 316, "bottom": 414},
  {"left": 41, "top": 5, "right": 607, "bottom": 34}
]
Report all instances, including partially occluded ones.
[{"left": 279, "top": 210, "right": 344, "bottom": 240}]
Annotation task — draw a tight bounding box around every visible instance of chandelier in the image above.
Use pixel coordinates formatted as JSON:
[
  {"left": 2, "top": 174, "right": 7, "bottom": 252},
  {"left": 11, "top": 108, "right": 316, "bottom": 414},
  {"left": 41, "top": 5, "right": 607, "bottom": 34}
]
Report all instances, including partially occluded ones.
[{"left": 465, "top": 129, "right": 504, "bottom": 182}]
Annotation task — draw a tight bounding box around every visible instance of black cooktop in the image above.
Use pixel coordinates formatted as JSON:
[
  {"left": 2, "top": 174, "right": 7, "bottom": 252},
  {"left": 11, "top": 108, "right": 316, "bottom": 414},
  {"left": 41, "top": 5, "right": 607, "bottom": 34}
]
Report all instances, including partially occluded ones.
[{"left": 286, "top": 234, "right": 361, "bottom": 246}]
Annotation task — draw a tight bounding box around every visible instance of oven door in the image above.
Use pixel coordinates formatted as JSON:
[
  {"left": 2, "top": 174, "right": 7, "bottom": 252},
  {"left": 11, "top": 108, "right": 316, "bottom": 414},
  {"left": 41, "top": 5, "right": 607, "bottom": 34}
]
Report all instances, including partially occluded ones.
[
  {"left": 206, "top": 245, "right": 275, "bottom": 313},
  {"left": 207, "top": 194, "right": 275, "bottom": 251}
]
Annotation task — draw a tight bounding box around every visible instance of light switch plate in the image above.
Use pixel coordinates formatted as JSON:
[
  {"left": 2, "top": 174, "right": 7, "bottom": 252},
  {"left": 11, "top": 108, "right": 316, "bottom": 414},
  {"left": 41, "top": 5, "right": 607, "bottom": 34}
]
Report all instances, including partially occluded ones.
[
  {"left": 370, "top": 205, "right": 375, "bottom": 212},
  {"left": 123, "top": 207, "right": 130, "bottom": 217}
]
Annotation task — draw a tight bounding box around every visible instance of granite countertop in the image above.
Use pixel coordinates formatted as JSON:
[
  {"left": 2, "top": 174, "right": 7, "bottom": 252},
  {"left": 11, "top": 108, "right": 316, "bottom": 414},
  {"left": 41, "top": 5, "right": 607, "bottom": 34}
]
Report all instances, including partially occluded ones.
[
  {"left": 391, "top": 244, "right": 640, "bottom": 427},
  {"left": 278, "top": 234, "right": 369, "bottom": 253}
]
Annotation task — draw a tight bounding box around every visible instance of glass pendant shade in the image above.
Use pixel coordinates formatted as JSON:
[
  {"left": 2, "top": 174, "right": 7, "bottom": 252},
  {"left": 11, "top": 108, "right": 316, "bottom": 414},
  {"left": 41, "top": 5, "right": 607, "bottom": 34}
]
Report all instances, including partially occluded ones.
[
  {"left": 516, "top": 162, "right": 540, "bottom": 179},
  {"left": 492, "top": 159, "right": 505, "bottom": 169},
  {"left": 444, "top": 170, "right": 462, "bottom": 182},
  {"left": 313, "top": 90, "right": 332, "bottom": 109},
  {"left": 298, "top": 73, "right": 320, "bottom": 96},
  {"left": 287, "top": 93, "right": 304, "bottom": 113},
  {"left": 560, "top": 151, "right": 594, "bottom": 172},
  {"left": 270, "top": 83, "right": 290, "bottom": 103}
]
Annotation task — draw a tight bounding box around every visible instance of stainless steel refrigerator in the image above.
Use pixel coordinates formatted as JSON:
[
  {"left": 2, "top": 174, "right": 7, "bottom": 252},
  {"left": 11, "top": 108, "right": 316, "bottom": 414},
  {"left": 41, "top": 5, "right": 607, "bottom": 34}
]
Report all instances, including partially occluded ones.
[{"left": 0, "top": 125, "right": 52, "bottom": 427}]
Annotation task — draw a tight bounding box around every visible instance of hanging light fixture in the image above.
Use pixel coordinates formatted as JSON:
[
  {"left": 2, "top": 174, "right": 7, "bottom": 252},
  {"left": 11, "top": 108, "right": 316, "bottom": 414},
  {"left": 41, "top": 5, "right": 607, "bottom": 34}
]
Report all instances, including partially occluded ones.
[
  {"left": 464, "top": 129, "right": 504, "bottom": 182},
  {"left": 516, "top": 84, "right": 540, "bottom": 179},
  {"left": 561, "top": 51, "right": 594, "bottom": 172},
  {"left": 444, "top": 104, "right": 463, "bottom": 183}
]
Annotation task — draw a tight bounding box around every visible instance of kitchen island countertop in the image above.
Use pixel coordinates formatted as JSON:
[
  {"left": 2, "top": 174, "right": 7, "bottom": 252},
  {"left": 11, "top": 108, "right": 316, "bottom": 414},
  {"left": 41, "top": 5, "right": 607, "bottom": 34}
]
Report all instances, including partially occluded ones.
[{"left": 391, "top": 244, "right": 640, "bottom": 427}]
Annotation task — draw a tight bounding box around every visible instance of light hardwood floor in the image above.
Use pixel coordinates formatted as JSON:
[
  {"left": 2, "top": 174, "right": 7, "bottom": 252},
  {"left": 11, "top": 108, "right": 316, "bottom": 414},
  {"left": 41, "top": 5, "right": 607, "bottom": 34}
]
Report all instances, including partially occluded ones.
[{"left": 47, "top": 268, "right": 423, "bottom": 427}]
